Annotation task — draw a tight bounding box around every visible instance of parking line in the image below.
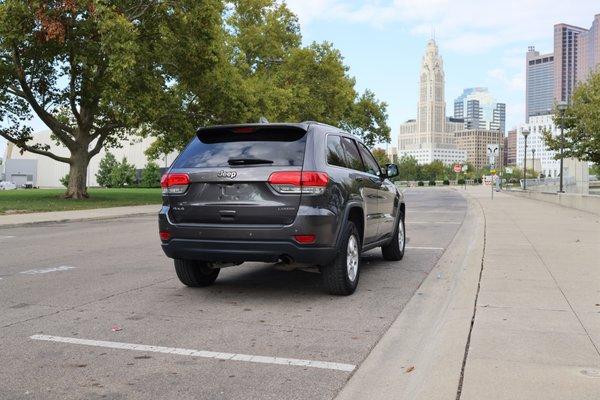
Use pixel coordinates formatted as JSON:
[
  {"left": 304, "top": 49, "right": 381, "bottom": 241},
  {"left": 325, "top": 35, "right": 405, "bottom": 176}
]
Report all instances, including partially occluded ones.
[
  {"left": 20, "top": 266, "right": 75, "bottom": 275},
  {"left": 405, "top": 246, "right": 445, "bottom": 250},
  {"left": 30, "top": 335, "right": 356, "bottom": 372}
]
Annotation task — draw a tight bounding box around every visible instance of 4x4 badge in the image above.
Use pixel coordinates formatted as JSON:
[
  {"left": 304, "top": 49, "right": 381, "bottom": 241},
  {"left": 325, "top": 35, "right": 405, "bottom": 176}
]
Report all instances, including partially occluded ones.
[{"left": 217, "top": 170, "right": 237, "bottom": 179}]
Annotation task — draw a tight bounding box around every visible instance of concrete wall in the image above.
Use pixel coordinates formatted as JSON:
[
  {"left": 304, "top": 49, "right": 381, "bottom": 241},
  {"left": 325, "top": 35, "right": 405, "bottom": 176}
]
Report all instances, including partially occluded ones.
[
  {"left": 504, "top": 189, "right": 600, "bottom": 215},
  {"left": 4, "top": 130, "right": 178, "bottom": 187}
]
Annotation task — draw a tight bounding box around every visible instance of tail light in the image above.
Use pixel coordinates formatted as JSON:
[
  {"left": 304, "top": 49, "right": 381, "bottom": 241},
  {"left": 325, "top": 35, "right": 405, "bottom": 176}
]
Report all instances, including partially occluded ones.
[
  {"left": 159, "top": 231, "right": 171, "bottom": 241},
  {"left": 293, "top": 234, "right": 316, "bottom": 244},
  {"left": 268, "top": 171, "right": 329, "bottom": 195},
  {"left": 161, "top": 173, "right": 190, "bottom": 195}
]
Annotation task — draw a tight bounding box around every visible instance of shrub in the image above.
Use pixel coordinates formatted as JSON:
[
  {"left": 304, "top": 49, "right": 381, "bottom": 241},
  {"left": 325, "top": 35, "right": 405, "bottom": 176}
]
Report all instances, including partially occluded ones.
[
  {"left": 443, "top": 180, "right": 450, "bottom": 185},
  {"left": 457, "top": 179, "right": 465, "bottom": 185},
  {"left": 141, "top": 162, "right": 162, "bottom": 188},
  {"left": 110, "top": 157, "right": 136, "bottom": 187},
  {"left": 476, "top": 178, "right": 483, "bottom": 184},
  {"left": 428, "top": 180, "right": 436, "bottom": 186},
  {"left": 96, "top": 152, "right": 118, "bottom": 187},
  {"left": 60, "top": 173, "right": 69, "bottom": 188},
  {"left": 417, "top": 181, "right": 424, "bottom": 186}
]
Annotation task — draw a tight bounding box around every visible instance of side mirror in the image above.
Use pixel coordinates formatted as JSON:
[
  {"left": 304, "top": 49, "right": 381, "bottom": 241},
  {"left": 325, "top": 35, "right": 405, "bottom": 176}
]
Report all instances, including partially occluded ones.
[{"left": 385, "top": 163, "right": 399, "bottom": 178}]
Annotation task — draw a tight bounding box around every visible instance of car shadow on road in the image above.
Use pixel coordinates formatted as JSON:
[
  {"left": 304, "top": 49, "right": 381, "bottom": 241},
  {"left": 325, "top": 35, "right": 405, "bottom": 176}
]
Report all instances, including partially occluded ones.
[{"left": 176, "top": 253, "right": 394, "bottom": 298}]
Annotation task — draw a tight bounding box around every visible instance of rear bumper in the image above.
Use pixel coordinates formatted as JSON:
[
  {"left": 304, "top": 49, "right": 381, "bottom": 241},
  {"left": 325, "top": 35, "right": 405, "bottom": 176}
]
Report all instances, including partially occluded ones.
[
  {"left": 159, "top": 206, "right": 339, "bottom": 264},
  {"left": 161, "top": 238, "right": 336, "bottom": 264}
]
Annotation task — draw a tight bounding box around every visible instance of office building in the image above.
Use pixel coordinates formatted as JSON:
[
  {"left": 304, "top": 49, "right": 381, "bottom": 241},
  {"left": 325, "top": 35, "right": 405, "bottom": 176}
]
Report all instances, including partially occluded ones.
[
  {"left": 517, "top": 115, "right": 560, "bottom": 178},
  {"left": 454, "top": 88, "right": 506, "bottom": 133},
  {"left": 397, "top": 39, "right": 467, "bottom": 165},
  {"left": 554, "top": 15, "right": 600, "bottom": 103},
  {"left": 505, "top": 129, "right": 517, "bottom": 166},
  {"left": 454, "top": 129, "right": 503, "bottom": 170},
  {"left": 526, "top": 47, "right": 554, "bottom": 121}
]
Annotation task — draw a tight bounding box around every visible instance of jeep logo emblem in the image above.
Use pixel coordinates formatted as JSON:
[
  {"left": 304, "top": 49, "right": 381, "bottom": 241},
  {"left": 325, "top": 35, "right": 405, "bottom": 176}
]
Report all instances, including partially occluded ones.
[{"left": 217, "top": 170, "right": 237, "bottom": 179}]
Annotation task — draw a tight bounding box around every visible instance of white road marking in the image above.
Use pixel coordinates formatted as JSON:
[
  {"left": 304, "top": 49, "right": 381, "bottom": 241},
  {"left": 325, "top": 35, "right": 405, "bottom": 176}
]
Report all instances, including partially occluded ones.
[
  {"left": 30, "top": 335, "right": 356, "bottom": 372},
  {"left": 0, "top": 235, "right": 15, "bottom": 240},
  {"left": 20, "top": 266, "right": 75, "bottom": 275},
  {"left": 405, "top": 246, "right": 445, "bottom": 251}
]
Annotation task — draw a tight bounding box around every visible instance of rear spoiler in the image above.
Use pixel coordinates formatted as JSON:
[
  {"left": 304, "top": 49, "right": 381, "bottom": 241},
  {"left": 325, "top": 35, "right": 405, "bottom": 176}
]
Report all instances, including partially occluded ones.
[{"left": 196, "top": 123, "right": 309, "bottom": 138}]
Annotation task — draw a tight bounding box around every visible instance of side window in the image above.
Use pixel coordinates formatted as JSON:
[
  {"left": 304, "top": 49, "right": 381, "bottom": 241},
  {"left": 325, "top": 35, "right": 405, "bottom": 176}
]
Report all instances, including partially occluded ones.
[
  {"left": 326, "top": 135, "right": 346, "bottom": 168},
  {"left": 341, "top": 137, "right": 364, "bottom": 171},
  {"left": 358, "top": 144, "right": 381, "bottom": 176}
]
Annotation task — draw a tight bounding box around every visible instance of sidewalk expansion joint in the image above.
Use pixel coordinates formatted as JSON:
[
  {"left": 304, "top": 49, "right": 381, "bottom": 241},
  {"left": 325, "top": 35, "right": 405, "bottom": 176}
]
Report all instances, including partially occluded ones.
[{"left": 455, "top": 196, "right": 487, "bottom": 400}]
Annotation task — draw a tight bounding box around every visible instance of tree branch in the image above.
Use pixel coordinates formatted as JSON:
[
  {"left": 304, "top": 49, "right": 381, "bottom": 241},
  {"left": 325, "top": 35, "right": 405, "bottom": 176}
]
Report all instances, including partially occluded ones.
[
  {"left": 11, "top": 46, "right": 76, "bottom": 148},
  {"left": 68, "top": 51, "right": 83, "bottom": 127},
  {"left": 0, "top": 131, "right": 71, "bottom": 164},
  {"left": 88, "top": 132, "right": 109, "bottom": 158}
]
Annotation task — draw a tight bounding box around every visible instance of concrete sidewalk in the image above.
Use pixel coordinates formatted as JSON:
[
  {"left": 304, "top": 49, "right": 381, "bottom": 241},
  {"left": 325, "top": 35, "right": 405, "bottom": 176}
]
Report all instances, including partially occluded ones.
[
  {"left": 337, "top": 186, "right": 600, "bottom": 400},
  {"left": 0, "top": 204, "right": 160, "bottom": 227},
  {"left": 460, "top": 187, "right": 600, "bottom": 399}
]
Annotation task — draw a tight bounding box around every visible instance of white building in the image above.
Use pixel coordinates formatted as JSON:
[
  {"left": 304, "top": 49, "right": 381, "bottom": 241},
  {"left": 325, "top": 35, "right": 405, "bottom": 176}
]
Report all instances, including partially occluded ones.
[
  {"left": 397, "top": 39, "right": 467, "bottom": 165},
  {"left": 3, "top": 130, "right": 177, "bottom": 187},
  {"left": 517, "top": 114, "right": 560, "bottom": 178}
]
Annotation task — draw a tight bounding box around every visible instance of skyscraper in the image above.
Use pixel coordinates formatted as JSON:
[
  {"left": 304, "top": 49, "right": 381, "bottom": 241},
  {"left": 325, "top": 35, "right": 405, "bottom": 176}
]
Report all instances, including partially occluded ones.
[
  {"left": 397, "top": 39, "right": 466, "bottom": 165},
  {"left": 453, "top": 88, "right": 506, "bottom": 133},
  {"left": 526, "top": 47, "right": 554, "bottom": 121},
  {"left": 578, "top": 14, "right": 600, "bottom": 84},
  {"left": 554, "top": 23, "right": 587, "bottom": 103}
]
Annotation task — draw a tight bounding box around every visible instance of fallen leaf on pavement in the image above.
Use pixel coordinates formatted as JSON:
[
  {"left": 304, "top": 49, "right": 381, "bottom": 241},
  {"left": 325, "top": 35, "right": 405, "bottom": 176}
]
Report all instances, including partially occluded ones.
[
  {"left": 405, "top": 366, "right": 415, "bottom": 373},
  {"left": 111, "top": 325, "right": 122, "bottom": 332}
]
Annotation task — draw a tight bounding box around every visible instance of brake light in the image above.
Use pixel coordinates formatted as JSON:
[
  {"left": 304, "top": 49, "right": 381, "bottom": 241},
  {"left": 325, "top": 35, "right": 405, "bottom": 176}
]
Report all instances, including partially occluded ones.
[
  {"left": 268, "top": 171, "right": 328, "bottom": 195},
  {"left": 159, "top": 231, "right": 171, "bottom": 241},
  {"left": 161, "top": 173, "right": 190, "bottom": 195},
  {"left": 232, "top": 127, "right": 256, "bottom": 133}
]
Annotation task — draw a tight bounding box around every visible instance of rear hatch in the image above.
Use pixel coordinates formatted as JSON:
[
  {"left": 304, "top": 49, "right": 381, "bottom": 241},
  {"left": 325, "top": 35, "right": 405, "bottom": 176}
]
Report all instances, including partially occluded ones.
[{"left": 166, "top": 125, "right": 308, "bottom": 225}]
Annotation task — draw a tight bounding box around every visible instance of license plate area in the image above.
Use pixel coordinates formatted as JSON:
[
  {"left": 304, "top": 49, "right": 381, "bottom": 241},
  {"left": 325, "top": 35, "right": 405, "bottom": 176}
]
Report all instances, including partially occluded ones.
[{"left": 218, "top": 183, "right": 256, "bottom": 201}]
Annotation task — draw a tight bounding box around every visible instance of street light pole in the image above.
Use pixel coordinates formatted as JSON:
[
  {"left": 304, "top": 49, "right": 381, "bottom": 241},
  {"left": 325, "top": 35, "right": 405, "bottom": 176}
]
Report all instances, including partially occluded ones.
[
  {"left": 531, "top": 148, "right": 536, "bottom": 179},
  {"left": 557, "top": 101, "right": 568, "bottom": 193},
  {"left": 522, "top": 129, "right": 530, "bottom": 190}
]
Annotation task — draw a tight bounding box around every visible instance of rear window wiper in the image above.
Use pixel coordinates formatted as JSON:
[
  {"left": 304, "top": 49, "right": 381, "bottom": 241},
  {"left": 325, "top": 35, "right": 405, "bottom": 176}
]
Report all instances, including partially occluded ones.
[{"left": 228, "top": 158, "right": 274, "bottom": 165}]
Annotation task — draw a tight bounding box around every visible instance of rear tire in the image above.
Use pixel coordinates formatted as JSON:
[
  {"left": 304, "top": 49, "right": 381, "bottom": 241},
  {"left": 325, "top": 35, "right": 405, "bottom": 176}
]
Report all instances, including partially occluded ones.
[
  {"left": 381, "top": 213, "right": 405, "bottom": 261},
  {"left": 323, "top": 221, "right": 361, "bottom": 296},
  {"left": 174, "top": 259, "right": 220, "bottom": 287}
]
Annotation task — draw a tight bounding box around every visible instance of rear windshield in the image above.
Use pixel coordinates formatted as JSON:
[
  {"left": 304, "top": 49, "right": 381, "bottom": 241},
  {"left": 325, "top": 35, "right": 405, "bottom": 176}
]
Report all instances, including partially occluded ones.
[{"left": 173, "top": 129, "right": 307, "bottom": 168}]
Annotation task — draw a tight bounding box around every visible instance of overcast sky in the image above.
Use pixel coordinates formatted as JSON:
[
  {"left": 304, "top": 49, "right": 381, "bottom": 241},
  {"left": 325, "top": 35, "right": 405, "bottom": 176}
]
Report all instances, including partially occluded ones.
[{"left": 1, "top": 1, "right": 599, "bottom": 157}]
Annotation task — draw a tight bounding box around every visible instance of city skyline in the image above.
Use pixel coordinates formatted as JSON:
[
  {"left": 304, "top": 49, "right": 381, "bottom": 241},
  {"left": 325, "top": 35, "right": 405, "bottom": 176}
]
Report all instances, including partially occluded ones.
[{"left": 286, "top": 1, "right": 599, "bottom": 146}]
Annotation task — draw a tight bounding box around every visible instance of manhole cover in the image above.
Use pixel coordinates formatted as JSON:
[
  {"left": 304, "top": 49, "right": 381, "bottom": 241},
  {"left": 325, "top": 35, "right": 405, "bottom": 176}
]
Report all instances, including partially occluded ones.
[{"left": 580, "top": 369, "right": 600, "bottom": 378}]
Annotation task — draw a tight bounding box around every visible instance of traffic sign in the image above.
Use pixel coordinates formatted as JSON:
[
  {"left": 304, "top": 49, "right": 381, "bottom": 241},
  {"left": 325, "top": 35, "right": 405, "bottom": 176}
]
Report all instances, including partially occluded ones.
[{"left": 453, "top": 164, "right": 462, "bottom": 173}]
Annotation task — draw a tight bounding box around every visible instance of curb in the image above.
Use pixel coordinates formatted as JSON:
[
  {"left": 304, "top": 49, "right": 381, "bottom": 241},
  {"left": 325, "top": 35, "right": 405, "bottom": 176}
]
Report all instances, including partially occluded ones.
[
  {"left": 0, "top": 205, "right": 160, "bottom": 228},
  {"left": 335, "top": 191, "right": 486, "bottom": 400}
]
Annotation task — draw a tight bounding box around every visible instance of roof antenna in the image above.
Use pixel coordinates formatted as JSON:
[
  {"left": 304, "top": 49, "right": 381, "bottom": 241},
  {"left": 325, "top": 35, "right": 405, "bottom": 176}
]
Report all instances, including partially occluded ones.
[{"left": 258, "top": 116, "right": 269, "bottom": 124}]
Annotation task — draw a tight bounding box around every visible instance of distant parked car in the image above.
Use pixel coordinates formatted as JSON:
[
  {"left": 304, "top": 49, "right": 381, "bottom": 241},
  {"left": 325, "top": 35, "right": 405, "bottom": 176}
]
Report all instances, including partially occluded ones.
[{"left": 0, "top": 181, "right": 17, "bottom": 190}]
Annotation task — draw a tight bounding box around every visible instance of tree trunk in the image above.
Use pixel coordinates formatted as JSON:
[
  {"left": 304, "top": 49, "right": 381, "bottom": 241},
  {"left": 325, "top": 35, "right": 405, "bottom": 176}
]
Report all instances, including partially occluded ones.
[{"left": 66, "top": 150, "right": 89, "bottom": 199}]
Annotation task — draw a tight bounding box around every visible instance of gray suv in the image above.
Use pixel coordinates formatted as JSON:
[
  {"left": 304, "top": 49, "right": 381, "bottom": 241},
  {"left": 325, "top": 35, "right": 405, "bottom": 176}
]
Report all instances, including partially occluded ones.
[{"left": 159, "top": 122, "right": 405, "bottom": 295}]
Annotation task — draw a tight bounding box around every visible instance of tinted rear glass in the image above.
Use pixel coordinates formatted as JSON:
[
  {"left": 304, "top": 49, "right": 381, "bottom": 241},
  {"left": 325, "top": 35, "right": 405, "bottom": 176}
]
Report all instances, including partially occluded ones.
[{"left": 173, "top": 129, "right": 307, "bottom": 168}]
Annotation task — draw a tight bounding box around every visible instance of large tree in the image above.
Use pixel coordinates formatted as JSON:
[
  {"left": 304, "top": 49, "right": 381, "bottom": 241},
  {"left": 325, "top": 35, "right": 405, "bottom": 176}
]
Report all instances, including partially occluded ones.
[
  {"left": 147, "top": 0, "right": 391, "bottom": 157},
  {"left": 543, "top": 69, "right": 600, "bottom": 165},
  {"left": 0, "top": 0, "right": 222, "bottom": 198}
]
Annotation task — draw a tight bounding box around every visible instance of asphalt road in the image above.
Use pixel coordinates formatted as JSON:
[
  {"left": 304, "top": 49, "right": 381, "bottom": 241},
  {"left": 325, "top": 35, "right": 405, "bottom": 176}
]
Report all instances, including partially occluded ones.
[{"left": 0, "top": 188, "right": 467, "bottom": 400}]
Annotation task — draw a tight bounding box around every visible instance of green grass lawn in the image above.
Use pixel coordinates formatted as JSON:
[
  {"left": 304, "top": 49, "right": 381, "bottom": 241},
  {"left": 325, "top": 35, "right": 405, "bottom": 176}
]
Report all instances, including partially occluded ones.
[{"left": 0, "top": 188, "right": 162, "bottom": 214}]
